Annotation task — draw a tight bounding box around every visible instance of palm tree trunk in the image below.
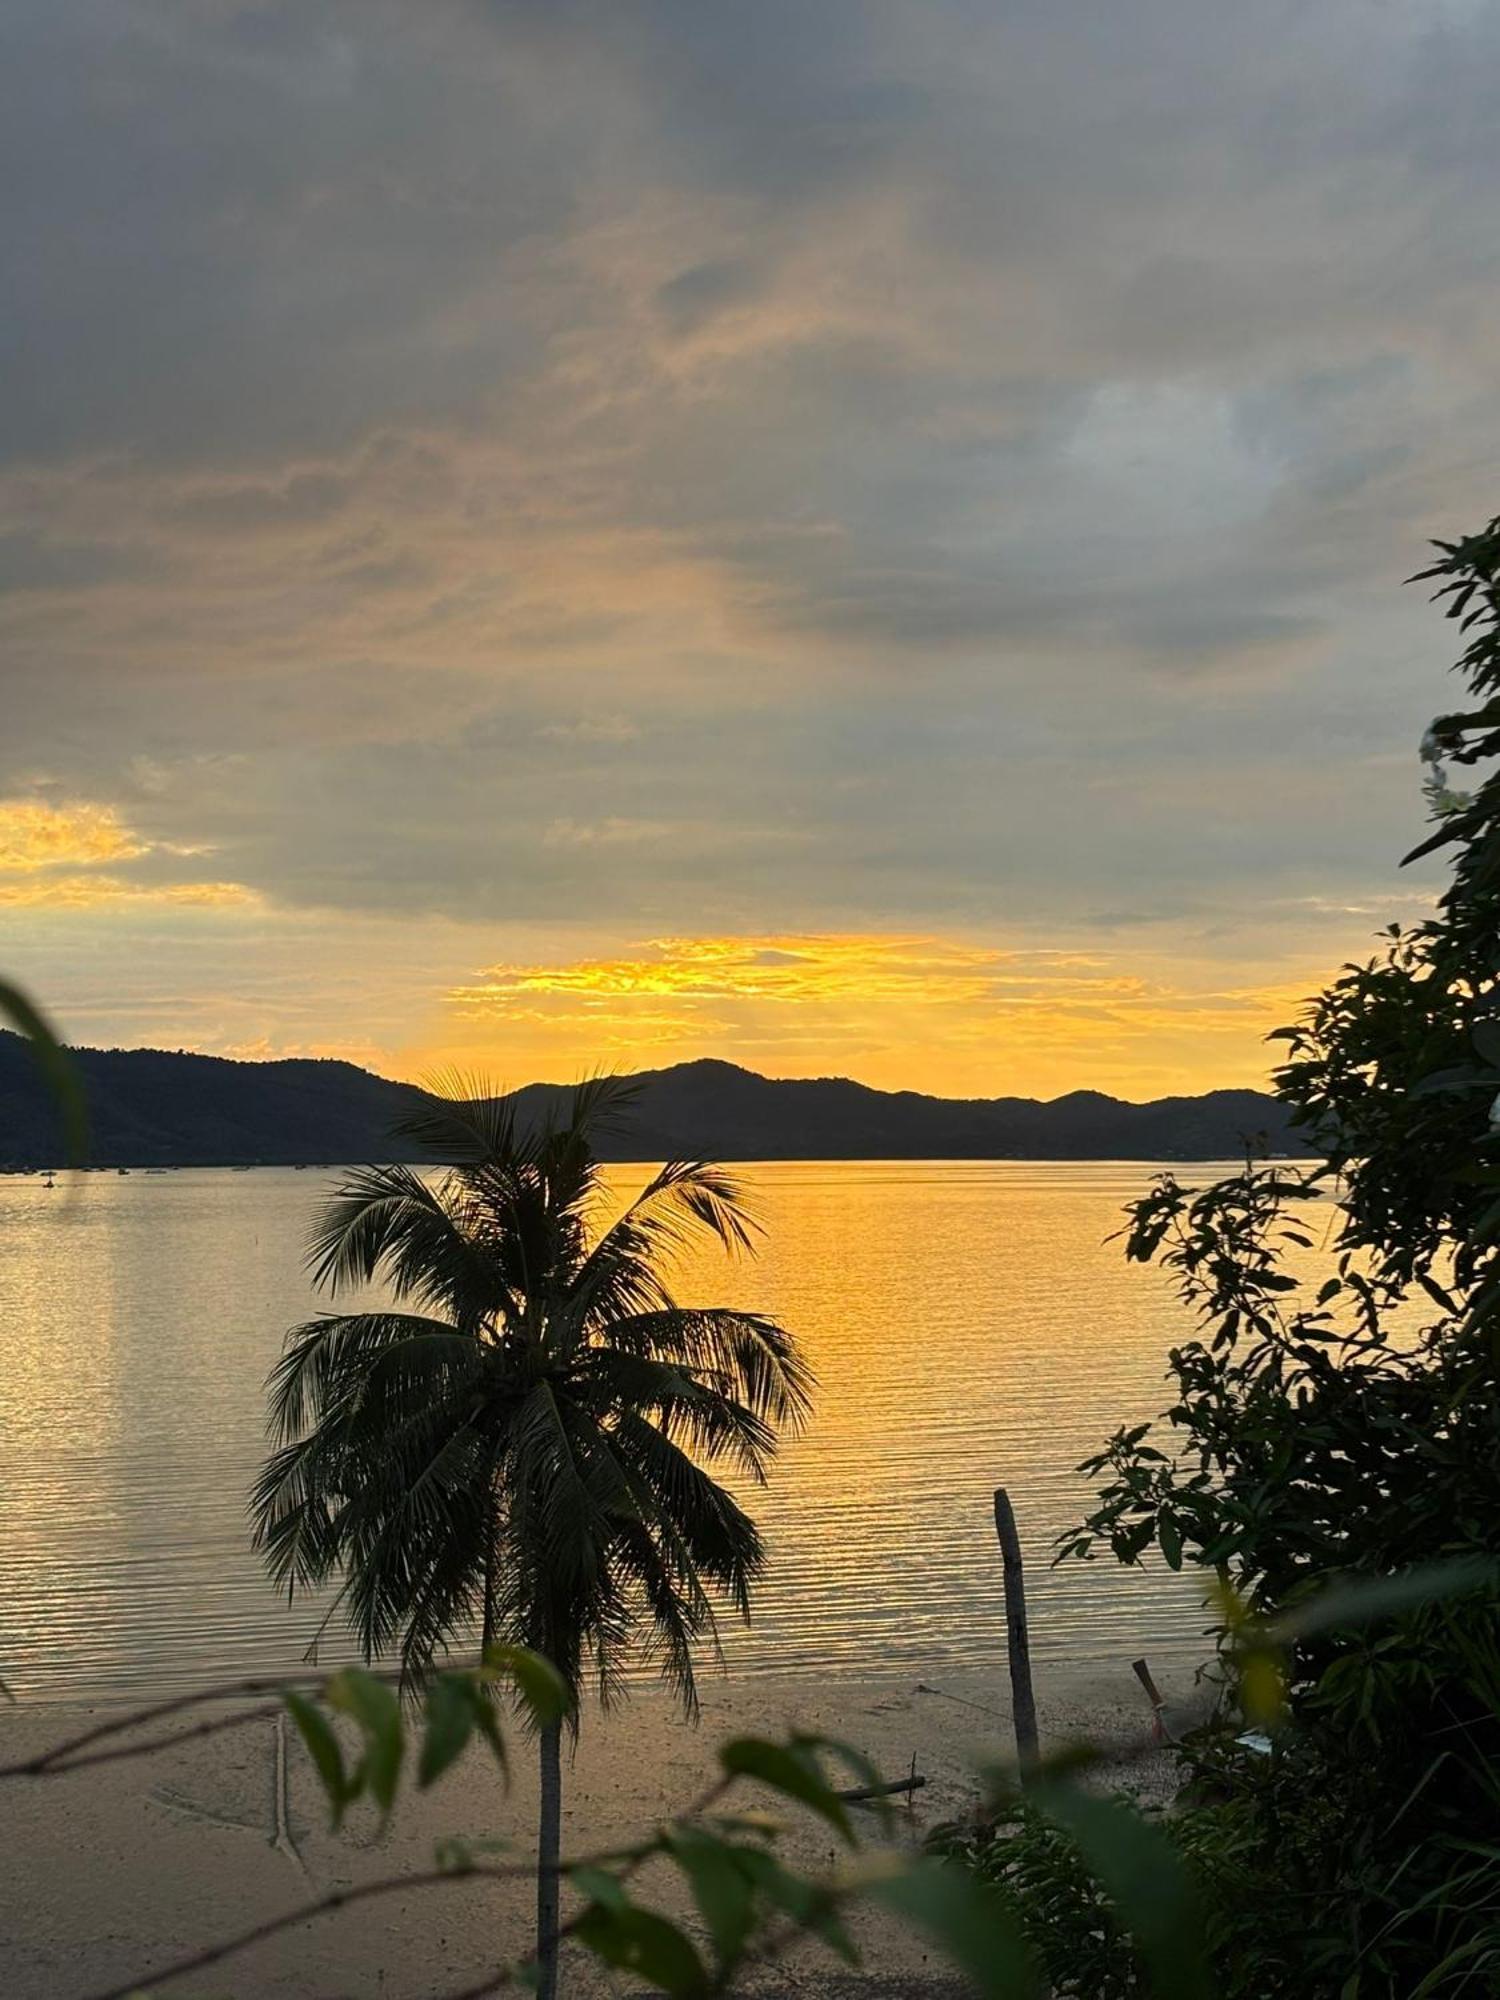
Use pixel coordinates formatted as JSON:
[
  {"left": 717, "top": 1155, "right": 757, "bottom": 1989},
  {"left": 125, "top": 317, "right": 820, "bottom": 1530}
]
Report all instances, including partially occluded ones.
[
  {"left": 481, "top": 1531, "right": 497, "bottom": 1654},
  {"left": 535, "top": 1719, "right": 564, "bottom": 2000}
]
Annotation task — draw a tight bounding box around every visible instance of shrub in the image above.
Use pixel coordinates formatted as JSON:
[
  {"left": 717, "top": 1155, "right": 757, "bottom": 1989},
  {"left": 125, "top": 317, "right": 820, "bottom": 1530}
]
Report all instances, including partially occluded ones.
[{"left": 997, "top": 521, "right": 1500, "bottom": 1998}]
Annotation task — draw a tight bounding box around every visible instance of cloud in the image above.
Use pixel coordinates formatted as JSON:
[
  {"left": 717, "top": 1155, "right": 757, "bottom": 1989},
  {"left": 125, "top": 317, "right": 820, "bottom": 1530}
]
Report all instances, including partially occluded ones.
[
  {"left": 541, "top": 817, "right": 677, "bottom": 848},
  {"left": 0, "top": 799, "right": 149, "bottom": 872},
  {"left": 451, "top": 934, "right": 1014, "bottom": 1009},
  {"left": 2, "top": 0, "right": 1496, "bottom": 1090},
  {"left": 435, "top": 928, "right": 1325, "bottom": 1097},
  {"left": 536, "top": 716, "right": 643, "bottom": 745},
  {"left": 0, "top": 794, "right": 255, "bottom": 912},
  {"left": 0, "top": 875, "right": 258, "bottom": 911}
]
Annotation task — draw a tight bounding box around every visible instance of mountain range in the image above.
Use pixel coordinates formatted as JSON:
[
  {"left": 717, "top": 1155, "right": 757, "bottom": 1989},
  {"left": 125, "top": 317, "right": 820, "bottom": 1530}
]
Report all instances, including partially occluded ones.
[{"left": 0, "top": 1034, "right": 1310, "bottom": 1168}]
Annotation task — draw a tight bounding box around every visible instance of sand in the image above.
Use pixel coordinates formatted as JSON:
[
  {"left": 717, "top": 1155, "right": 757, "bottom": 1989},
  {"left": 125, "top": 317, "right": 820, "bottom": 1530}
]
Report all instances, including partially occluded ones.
[{"left": 0, "top": 1662, "right": 1188, "bottom": 2000}]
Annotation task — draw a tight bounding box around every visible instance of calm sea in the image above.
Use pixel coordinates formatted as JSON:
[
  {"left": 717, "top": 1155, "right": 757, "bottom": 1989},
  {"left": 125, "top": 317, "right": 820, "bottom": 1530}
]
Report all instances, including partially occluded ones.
[{"left": 0, "top": 1161, "right": 1254, "bottom": 1703}]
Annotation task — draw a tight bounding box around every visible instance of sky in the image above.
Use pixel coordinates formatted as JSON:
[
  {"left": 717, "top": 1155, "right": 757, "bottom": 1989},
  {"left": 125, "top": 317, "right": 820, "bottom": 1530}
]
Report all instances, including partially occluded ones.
[{"left": 2, "top": 0, "right": 1497, "bottom": 1101}]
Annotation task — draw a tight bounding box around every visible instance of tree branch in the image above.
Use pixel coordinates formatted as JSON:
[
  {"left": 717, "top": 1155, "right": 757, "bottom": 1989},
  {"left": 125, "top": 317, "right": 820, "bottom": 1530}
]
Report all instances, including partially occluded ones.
[
  {"left": 79, "top": 1768, "right": 740, "bottom": 2000},
  {"left": 82, "top": 1863, "right": 529, "bottom": 2000},
  {"left": 0, "top": 1671, "right": 404, "bottom": 1780}
]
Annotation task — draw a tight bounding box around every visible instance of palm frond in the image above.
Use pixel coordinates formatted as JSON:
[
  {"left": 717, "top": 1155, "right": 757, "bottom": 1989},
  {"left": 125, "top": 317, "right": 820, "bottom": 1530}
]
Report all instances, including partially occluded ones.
[
  {"left": 552, "top": 1072, "right": 643, "bottom": 1143},
  {"left": 570, "top": 1347, "right": 780, "bottom": 1479},
  {"left": 306, "top": 1166, "right": 509, "bottom": 1323},
  {"left": 611, "top": 1513, "right": 717, "bottom": 1715},
  {"left": 608, "top": 1411, "right": 766, "bottom": 1617},
  {"left": 265, "top": 1310, "right": 482, "bottom": 1445},
  {"left": 566, "top": 1162, "right": 763, "bottom": 1330},
  {"left": 503, "top": 1381, "right": 618, "bottom": 1599},
  {"left": 599, "top": 1309, "right": 815, "bottom": 1432},
  {"left": 395, "top": 1072, "right": 521, "bottom": 1164}
]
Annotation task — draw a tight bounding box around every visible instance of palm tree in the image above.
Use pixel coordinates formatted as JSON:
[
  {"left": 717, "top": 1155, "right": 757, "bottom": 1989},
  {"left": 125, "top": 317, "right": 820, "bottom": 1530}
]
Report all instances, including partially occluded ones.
[{"left": 251, "top": 1078, "right": 813, "bottom": 1999}]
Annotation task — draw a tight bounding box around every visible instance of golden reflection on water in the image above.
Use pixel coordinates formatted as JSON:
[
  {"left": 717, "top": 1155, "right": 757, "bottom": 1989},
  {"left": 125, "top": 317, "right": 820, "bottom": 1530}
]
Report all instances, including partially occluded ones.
[{"left": 0, "top": 1161, "right": 1243, "bottom": 1702}]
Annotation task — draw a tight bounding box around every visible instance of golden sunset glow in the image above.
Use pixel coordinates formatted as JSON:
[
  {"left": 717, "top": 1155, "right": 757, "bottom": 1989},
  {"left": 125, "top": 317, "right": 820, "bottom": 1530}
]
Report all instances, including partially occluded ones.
[
  {"left": 0, "top": 800, "right": 149, "bottom": 873},
  {"left": 0, "top": 798, "right": 254, "bottom": 914},
  {"left": 0, "top": 876, "right": 258, "bottom": 911},
  {"left": 418, "top": 929, "right": 1331, "bottom": 1100}
]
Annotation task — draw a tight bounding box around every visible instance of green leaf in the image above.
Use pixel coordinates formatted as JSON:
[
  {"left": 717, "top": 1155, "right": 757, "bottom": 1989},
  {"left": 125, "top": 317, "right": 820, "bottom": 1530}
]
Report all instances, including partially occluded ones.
[
  {"left": 719, "top": 1737, "right": 852, "bottom": 1842},
  {"left": 418, "top": 1674, "right": 474, "bottom": 1788},
  {"left": 482, "top": 1643, "right": 570, "bottom": 1727},
  {"left": 1409, "top": 1932, "right": 1500, "bottom": 1996},
  {"left": 570, "top": 1864, "right": 631, "bottom": 1913},
  {"left": 325, "top": 1668, "right": 404, "bottom": 1818},
  {"left": 283, "top": 1690, "right": 349, "bottom": 1826},
  {"left": 1158, "top": 1513, "right": 1184, "bottom": 1571},
  {"left": 1271, "top": 1558, "right": 1496, "bottom": 1641},
  {"left": 795, "top": 1732, "right": 893, "bottom": 1822},
  {"left": 866, "top": 1856, "right": 1036, "bottom": 1998},
  {"left": 1401, "top": 818, "right": 1465, "bottom": 865},
  {"left": 464, "top": 1680, "right": 510, "bottom": 1782},
  {"left": 1036, "top": 1785, "right": 1210, "bottom": 2000},
  {"left": 732, "top": 1848, "right": 859, "bottom": 1965},
  {"left": 0, "top": 978, "right": 86, "bottom": 1163},
  {"left": 666, "top": 1829, "right": 757, "bottom": 1969},
  {"left": 573, "top": 1902, "right": 709, "bottom": 1995}
]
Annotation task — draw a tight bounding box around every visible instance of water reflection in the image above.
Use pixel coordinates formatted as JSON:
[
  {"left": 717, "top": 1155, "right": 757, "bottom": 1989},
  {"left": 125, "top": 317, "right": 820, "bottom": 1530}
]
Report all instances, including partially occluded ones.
[{"left": 1, "top": 1162, "right": 1236, "bottom": 1702}]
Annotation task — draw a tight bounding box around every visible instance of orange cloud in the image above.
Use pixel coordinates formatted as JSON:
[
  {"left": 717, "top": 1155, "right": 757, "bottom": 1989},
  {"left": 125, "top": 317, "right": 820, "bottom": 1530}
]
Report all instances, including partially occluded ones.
[
  {"left": 0, "top": 875, "right": 258, "bottom": 910},
  {"left": 0, "top": 796, "right": 256, "bottom": 912},
  {"left": 450, "top": 934, "right": 1023, "bottom": 1011},
  {"left": 436, "top": 932, "right": 1315, "bottom": 1100},
  {"left": 0, "top": 799, "right": 149, "bottom": 872}
]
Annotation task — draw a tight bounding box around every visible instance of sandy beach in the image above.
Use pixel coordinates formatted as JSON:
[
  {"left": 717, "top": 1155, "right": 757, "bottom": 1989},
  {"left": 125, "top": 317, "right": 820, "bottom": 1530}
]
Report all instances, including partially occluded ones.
[{"left": 0, "top": 1661, "right": 1186, "bottom": 2000}]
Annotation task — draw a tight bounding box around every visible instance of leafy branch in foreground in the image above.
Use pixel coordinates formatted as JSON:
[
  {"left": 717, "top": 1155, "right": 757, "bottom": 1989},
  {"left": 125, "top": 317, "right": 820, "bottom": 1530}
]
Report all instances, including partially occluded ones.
[
  {"left": 4, "top": 1644, "right": 1222, "bottom": 2000},
  {"left": 0, "top": 974, "right": 86, "bottom": 1163},
  {"left": 1042, "top": 518, "right": 1500, "bottom": 1997}
]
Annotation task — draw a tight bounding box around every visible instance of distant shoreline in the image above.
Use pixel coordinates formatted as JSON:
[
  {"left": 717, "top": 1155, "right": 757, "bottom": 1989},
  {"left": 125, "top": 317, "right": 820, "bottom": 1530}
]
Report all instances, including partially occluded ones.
[{"left": 0, "top": 1036, "right": 1314, "bottom": 1171}]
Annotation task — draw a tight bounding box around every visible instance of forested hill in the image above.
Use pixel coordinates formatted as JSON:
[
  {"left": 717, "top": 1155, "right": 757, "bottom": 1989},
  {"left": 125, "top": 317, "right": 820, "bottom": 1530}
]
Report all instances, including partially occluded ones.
[{"left": 0, "top": 1037, "right": 1309, "bottom": 1168}]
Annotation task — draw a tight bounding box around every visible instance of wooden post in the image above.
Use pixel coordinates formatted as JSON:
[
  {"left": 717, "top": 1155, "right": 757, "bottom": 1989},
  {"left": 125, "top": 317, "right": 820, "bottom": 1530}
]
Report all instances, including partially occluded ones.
[
  {"left": 1132, "top": 1657, "right": 1170, "bottom": 1743},
  {"left": 993, "top": 1487, "right": 1040, "bottom": 1780}
]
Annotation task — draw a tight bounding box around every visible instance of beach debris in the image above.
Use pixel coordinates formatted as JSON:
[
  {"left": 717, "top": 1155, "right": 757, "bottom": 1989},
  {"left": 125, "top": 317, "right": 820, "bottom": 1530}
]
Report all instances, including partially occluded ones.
[
  {"left": 833, "top": 1771, "right": 928, "bottom": 1805},
  {"left": 993, "top": 1487, "right": 1040, "bottom": 1780},
  {"left": 1131, "top": 1657, "right": 1174, "bottom": 1743}
]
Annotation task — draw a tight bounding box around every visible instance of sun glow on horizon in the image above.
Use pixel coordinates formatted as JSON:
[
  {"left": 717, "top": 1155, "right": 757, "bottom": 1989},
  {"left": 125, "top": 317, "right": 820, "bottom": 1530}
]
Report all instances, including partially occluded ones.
[{"left": 417, "top": 929, "right": 1325, "bottom": 1102}]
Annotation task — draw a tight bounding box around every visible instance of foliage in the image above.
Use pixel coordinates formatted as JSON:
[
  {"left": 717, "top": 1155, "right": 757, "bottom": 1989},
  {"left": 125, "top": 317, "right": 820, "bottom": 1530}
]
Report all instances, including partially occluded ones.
[
  {"left": 1048, "top": 521, "right": 1500, "bottom": 1997},
  {"left": 252, "top": 1077, "right": 812, "bottom": 1700},
  {"left": 6, "top": 1650, "right": 1039, "bottom": 1998},
  {"left": 0, "top": 975, "right": 85, "bottom": 1161},
  {"left": 929, "top": 1795, "right": 1147, "bottom": 1998},
  {"left": 3, "top": 1646, "right": 1224, "bottom": 2000}
]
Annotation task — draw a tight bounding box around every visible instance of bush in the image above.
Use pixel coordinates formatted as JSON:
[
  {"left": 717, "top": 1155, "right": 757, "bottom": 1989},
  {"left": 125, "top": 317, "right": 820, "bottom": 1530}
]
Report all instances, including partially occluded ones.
[
  {"left": 958, "top": 522, "right": 1500, "bottom": 1999},
  {"left": 930, "top": 1799, "right": 1146, "bottom": 1997}
]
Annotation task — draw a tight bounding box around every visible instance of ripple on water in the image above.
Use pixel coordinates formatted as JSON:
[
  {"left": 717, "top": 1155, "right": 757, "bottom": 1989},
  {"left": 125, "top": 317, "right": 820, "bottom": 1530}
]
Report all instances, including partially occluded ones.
[{"left": 1, "top": 1161, "right": 1261, "bottom": 1702}]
